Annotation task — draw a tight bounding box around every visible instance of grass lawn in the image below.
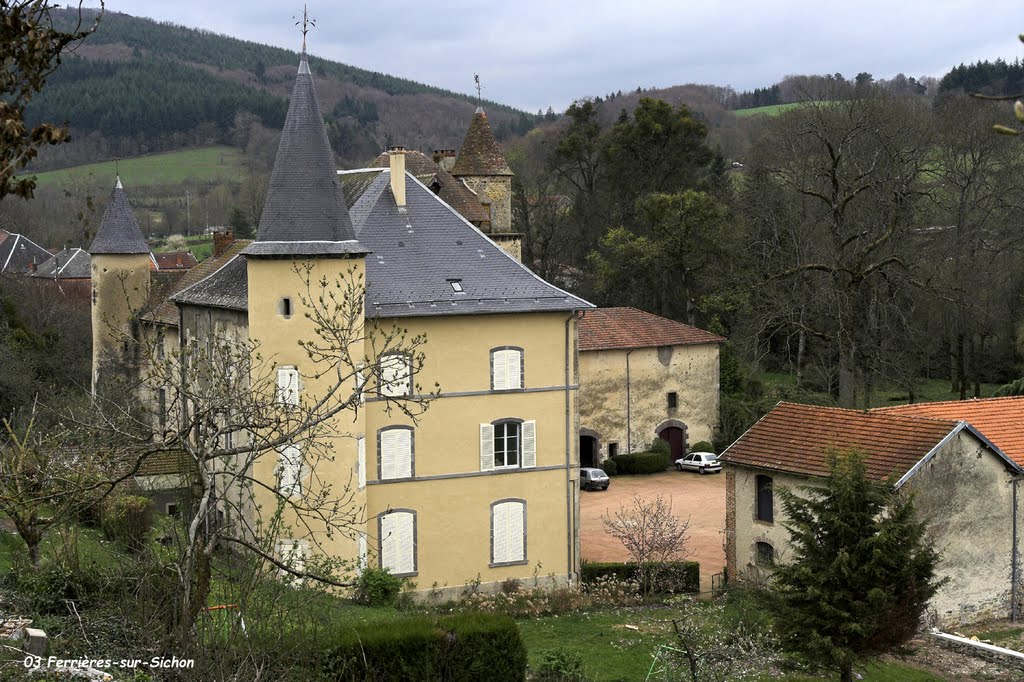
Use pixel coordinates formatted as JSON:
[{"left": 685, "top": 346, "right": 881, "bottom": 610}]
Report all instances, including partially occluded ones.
[
  {"left": 733, "top": 102, "right": 819, "bottom": 117},
  {"left": 759, "top": 371, "right": 999, "bottom": 409},
  {"left": 28, "top": 145, "right": 248, "bottom": 189}
]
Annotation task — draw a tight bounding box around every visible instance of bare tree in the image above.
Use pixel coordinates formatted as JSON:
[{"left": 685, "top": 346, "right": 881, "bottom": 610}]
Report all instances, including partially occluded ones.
[
  {"left": 602, "top": 493, "right": 691, "bottom": 595},
  {"left": 80, "top": 264, "right": 436, "bottom": 639}
]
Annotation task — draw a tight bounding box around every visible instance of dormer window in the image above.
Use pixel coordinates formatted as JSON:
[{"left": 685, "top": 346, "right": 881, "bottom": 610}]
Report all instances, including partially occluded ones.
[{"left": 449, "top": 279, "right": 464, "bottom": 293}]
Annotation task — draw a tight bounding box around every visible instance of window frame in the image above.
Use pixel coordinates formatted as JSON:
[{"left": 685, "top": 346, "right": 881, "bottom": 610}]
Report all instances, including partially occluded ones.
[
  {"left": 490, "top": 346, "right": 525, "bottom": 392},
  {"left": 378, "top": 352, "right": 413, "bottom": 398},
  {"left": 490, "top": 498, "right": 528, "bottom": 567},
  {"left": 276, "top": 366, "right": 301, "bottom": 407},
  {"left": 377, "top": 426, "right": 414, "bottom": 481},
  {"left": 377, "top": 509, "right": 417, "bottom": 578},
  {"left": 755, "top": 474, "right": 774, "bottom": 523},
  {"left": 276, "top": 444, "right": 304, "bottom": 498},
  {"left": 755, "top": 541, "right": 775, "bottom": 567},
  {"left": 492, "top": 418, "right": 524, "bottom": 469},
  {"left": 667, "top": 391, "right": 678, "bottom": 409}
]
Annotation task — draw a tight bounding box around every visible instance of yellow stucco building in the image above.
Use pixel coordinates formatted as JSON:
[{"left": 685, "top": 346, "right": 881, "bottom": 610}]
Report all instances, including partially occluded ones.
[{"left": 90, "top": 50, "right": 593, "bottom": 594}]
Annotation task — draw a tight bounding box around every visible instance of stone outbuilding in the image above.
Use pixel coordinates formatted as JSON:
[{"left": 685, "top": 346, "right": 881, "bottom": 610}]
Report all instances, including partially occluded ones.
[
  {"left": 720, "top": 400, "right": 1023, "bottom": 628},
  {"left": 577, "top": 307, "right": 724, "bottom": 466}
]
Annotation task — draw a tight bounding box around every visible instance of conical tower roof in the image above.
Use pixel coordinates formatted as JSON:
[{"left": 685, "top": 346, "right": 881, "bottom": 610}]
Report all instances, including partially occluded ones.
[
  {"left": 451, "top": 107, "right": 513, "bottom": 177},
  {"left": 243, "top": 53, "right": 365, "bottom": 257},
  {"left": 89, "top": 177, "right": 150, "bottom": 255}
]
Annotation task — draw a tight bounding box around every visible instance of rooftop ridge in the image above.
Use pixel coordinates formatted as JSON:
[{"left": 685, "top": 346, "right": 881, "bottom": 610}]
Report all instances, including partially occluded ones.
[{"left": 89, "top": 178, "right": 149, "bottom": 255}]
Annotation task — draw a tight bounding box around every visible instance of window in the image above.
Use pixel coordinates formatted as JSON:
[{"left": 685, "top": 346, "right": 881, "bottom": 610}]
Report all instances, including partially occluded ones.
[
  {"left": 166, "top": 502, "right": 179, "bottom": 517},
  {"left": 379, "top": 510, "right": 416, "bottom": 576},
  {"left": 278, "top": 297, "right": 293, "bottom": 319},
  {"left": 276, "top": 366, "right": 300, "bottom": 406},
  {"left": 480, "top": 419, "right": 536, "bottom": 471},
  {"left": 277, "top": 539, "right": 307, "bottom": 583},
  {"left": 157, "top": 388, "right": 167, "bottom": 430},
  {"left": 608, "top": 442, "right": 619, "bottom": 458},
  {"left": 491, "top": 499, "right": 527, "bottom": 566},
  {"left": 358, "top": 533, "right": 368, "bottom": 572},
  {"left": 379, "top": 353, "right": 412, "bottom": 397},
  {"left": 277, "top": 445, "right": 303, "bottom": 497},
  {"left": 378, "top": 427, "right": 413, "bottom": 480},
  {"left": 667, "top": 392, "right": 678, "bottom": 409},
  {"left": 157, "top": 329, "right": 166, "bottom": 361},
  {"left": 448, "top": 279, "right": 464, "bottom": 293},
  {"left": 357, "top": 436, "right": 366, "bottom": 489},
  {"left": 490, "top": 347, "right": 524, "bottom": 391},
  {"left": 755, "top": 541, "right": 775, "bottom": 567},
  {"left": 755, "top": 475, "right": 774, "bottom": 523},
  {"left": 355, "top": 364, "right": 366, "bottom": 405}
]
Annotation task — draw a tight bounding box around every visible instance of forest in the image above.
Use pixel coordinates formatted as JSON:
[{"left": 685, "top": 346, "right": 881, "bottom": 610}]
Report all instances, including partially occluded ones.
[{"left": 507, "top": 78, "right": 1024, "bottom": 445}]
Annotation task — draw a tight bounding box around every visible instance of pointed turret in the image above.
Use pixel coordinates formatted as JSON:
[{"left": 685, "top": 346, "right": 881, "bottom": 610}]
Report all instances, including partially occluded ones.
[
  {"left": 89, "top": 176, "right": 150, "bottom": 254},
  {"left": 451, "top": 108, "right": 513, "bottom": 178},
  {"left": 242, "top": 53, "right": 365, "bottom": 258},
  {"left": 90, "top": 176, "right": 151, "bottom": 395}
]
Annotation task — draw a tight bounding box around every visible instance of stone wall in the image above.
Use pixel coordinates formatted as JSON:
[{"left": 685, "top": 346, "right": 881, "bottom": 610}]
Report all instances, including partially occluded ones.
[{"left": 461, "top": 176, "right": 512, "bottom": 232}]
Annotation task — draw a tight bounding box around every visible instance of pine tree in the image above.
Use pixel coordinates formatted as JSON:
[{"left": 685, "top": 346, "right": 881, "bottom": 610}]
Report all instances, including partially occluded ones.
[{"left": 773, "top": 452, "right": 943, "bottom": 682}]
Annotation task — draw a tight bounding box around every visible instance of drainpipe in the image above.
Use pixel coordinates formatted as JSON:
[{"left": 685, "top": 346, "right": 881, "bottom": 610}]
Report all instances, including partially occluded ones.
[
  {"left": 625, "top": 349, "right": 635, "bottom": 453},
  {"left": 565, "top": 311, "right": 583, "bottom": 583},
  {"left": 1014, "top": 477, "right": 1020, "bottom": 622}
]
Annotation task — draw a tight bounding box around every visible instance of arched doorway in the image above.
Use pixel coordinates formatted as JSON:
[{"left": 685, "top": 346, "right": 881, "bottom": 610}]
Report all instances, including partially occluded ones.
[
  {"left": 655, "top": 420, "right": 688, "bottom": 462},
  {"left": 579, "top": 427, "right": 600, "bottom": 468}
]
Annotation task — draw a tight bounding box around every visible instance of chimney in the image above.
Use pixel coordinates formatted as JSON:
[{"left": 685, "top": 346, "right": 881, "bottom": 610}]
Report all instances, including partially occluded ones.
[
  {"left": 213, "top": 229, "right": 234, "bottom": 258},
  {"left": 388, "top": 146, "right": 406, "bottom": 207},
  {"left": 433, "top": 149, "right": 457, "bottom": 173}
]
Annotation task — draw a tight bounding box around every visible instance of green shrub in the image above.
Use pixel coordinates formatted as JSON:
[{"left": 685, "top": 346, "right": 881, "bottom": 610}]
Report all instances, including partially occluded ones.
[
  {"left": 101, "top": 495, "right": 155, "bottom": 551},
  {"left": 353, "top": 567, "right": 403, "bottom": 606},
  {"left": 611, "top": 451, "right": 670, "bottom": 475},
  {"left": 689, "top": 440, "right": 715, "bottom": 453},
  {"left": 317, "top": 612, "right": 526, "bottom": 681},
  {"left": 649, "top": 438, "right": 670, "bottom": 455},
  {"left": 580, "top": 561, "right": 699, "bottom": 594},
  {"left": 600, "top": 457, "right": 618, "bottom": 476},
  {"left": 533, "top": 649, "right": 590, "bottom": 681}
]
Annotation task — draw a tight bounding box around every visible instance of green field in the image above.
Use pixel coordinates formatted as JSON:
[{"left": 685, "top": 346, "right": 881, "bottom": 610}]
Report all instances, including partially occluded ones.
[
  {"left": 734, "top": 102, "right": 817, "bottom": 117},
  {"left": 28, "top": 145, "right": 248, "bottom": 188}
]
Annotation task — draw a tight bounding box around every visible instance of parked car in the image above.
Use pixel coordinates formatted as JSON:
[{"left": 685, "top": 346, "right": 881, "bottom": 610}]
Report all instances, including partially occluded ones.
[
  {"left": 674, "top": 452, "right": 722, "bottom": 475},
  {"left": 580, "top": 467, "right": 610, "bottom": 491}
]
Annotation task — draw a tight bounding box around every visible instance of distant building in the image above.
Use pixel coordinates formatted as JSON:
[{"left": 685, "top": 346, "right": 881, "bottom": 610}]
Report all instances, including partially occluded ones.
[
  {"left": 0, "top": 229, "right": 51, "bottom": 275},
  {"left": 577, "top": 307, "right": 724, "bottom": 464},
  {"left": 151, "top": 251, "right": 198, "bottom": 272},
  {"left": 30, "top": 247, "right": 92, "bottom": 300}
]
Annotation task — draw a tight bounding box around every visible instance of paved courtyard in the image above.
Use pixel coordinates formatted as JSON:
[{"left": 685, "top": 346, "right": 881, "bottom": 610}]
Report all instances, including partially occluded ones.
[{"left": 580, "top": 469, "right": 726, "bottom": 592}]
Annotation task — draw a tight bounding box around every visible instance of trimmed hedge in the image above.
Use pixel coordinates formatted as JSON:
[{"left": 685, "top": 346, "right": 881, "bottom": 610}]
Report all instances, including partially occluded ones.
[
  {"left": 318, "top": 612, "right": 526, "bottom": 681},
  {"left": 689, "top": 440, "right": 715, "bottom": 453},
  {"left": 610, "top": 451, "right": 671, "bottom": 475},
  {"left": 581, "top": 561, "right": 700, "bottom": 594},
  {"left": 600, "top": 457, "right": 618, "bottom": 476}
]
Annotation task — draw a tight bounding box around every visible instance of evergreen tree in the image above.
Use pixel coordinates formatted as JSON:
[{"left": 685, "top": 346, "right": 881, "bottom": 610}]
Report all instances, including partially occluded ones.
[
  {"left": 228, "top": 206, "right": 253, "bottom": 239},
  {"left": 773, "top": 452, "right": 943, "bottom": 682}
]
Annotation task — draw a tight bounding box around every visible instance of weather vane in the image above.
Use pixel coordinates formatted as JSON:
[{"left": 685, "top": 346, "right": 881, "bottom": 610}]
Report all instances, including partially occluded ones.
[
  {"left": 295, "top": 4, "right": 315, "bottom": 52},
  {"left": 474, "top": 73, "right": 482, "bottom": 106}
]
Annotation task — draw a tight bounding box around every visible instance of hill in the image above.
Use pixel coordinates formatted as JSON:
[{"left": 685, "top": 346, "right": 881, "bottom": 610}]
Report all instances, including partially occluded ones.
[
  {"left": 30, "top": 146, "right": 247, "bottom": 189},
  {"left": 27, "top": 8, "right": 538, "bottom": 171}
]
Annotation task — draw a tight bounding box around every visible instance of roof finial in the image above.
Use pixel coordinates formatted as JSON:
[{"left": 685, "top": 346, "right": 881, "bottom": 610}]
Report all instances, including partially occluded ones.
[
  {"left": 474, "top": 73, "right": 482, "bottom": 108},
  {"left": 295, "top": 4, "right": 315, "bottom": 53}
]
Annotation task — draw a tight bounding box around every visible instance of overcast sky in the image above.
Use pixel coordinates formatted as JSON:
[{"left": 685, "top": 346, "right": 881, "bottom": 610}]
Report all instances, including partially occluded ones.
[{"left": 101, "top": 1, "right": 1024, "bottom": 112}]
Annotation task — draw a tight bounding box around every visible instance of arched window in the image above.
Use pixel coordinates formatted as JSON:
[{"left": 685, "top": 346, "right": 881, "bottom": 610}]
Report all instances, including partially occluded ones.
[
  {"left": 490, "top": 346, "right": 524, "bottom": 391},
  {"left": 378, "top": 509, "right": 416, "bottom": 577},
  {"left": 377, "top": 426, "right": 414, "bottom": 480},
  {"left": 480, "top": 419, "right": 536, "bottom": 471},
  {"left": 755, "top": 541, "right": 775, "bottom": 567}
]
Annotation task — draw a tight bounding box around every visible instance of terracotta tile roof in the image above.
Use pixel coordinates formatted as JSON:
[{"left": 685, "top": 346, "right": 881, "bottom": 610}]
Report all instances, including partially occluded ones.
[
  {"left": 875, "top": 396, "right": 1024, "bottom": 467},
  {"left": 152, "top": 251, "right": 198, "bottom": 271},
  {"left": 578, "top": 307, "right": 725, "bottom": 351},
  {"left": 720, "top": 402, "right": 962, "bottom": 480},
  {"left": 451, "top": 108, "right": 513, "bottom": 177}
]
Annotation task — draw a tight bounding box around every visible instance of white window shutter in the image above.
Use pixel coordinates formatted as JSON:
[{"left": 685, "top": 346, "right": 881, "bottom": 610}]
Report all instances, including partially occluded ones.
[
  {"left": 357, "top": 436, "right": 366, "bottom": 489},
  {"left": 509, "top": 502, "right": 525, "bottom": 562},
  {"left": 380, "top": 354, "right": 410, "bottom": 397},
  {"left": 380, "top": 515, "right": 397, "bottom": 571},
  {"left": 395, "top": 430, "right": 412, "bottom": 478},
  {"left": 380, "top": 431, "right": 397, "bottom": 480},
  {"left": 492, "top": 503, "right": 509, "bottom": 563},
  {"left": 380, "top": 511, "right": 414, "bottom": 575},
  {"left": 493, "top": 350, "right": 507, "bottom": 390},
  {"left": 356, "top": 367, "right": 366, "bottom": 405},
  {"left": 358, "top": 534, "right": 368, "bottom": 572},
  {"left": 278, "top": 445, "right": 302, "bottom": 497},
  {"left": 522, "top": 420, "right": 537, "bottom": 468},
  {"left": 506, "top": 350, "right": 522, "bottom": 390},
  {"left": 397, "top": 513, "right": 414, "bottom": 574},
  {"left": 480, "top": 423, "right": 495, "bottom": 471},
  {"left": 276, "top": 368, "right": 289, "bottom": 403},
  {"left": 289, "top": 369, "right": 300, "bottom": 405}
]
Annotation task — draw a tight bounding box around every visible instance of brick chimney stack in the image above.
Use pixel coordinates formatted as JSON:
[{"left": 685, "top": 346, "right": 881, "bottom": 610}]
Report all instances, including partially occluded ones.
[{"left": 213, "top": 229, "right": 234, "bottom": 258}]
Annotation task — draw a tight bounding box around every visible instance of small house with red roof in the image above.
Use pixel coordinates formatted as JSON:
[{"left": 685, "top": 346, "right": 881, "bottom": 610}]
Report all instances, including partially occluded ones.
[
  {"left": 720, "top": 400, "right": 1022, "bottom": 627},
  {"left": 577, "top": 307, "right": 725, "bottom": 466}
]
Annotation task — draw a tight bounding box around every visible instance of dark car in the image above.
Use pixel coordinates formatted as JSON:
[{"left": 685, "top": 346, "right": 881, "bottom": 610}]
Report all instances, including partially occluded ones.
[{"left": 580, "top": 467, "right": 610, "bottom": 491}]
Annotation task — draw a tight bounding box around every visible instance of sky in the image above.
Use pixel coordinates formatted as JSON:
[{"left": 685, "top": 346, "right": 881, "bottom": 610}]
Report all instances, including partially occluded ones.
[{"left": 101, "top": 1, "right": 1024, "bottom": 112}]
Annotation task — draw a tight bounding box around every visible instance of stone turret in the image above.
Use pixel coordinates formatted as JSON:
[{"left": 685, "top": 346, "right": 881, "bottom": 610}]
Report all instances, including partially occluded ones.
[
  {"left": 452, "top": 107, "right": 521, "bottom": 260},
  {"left": 89, "top": 176, "right": 151, "bottom": 395}
]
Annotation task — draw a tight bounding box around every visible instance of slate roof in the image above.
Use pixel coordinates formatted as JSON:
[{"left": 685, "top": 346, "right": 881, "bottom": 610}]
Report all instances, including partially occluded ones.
[
  {"left": 242, "top": 54, "right": 365, "bottom": 258},
  {"left": 32, "top": 247, "right": 91, "bottom": 279},
  {"left": 343, "top": 169, "right": 592, "bottom": 318},
  {"left": 145, "top": 240, "right": 250, "bottom": 325},
  {"left": 0, "top": 230, "right": 52, "bottom": 274},
  {"left": 89, "top": 177, "right": 150, "bottom": 254},
  {"left": 451, "top": 108, "right": 513, "bottom": 177},
  {"left": 719, "top": 401, "right": 971, "bottom": 481},
  {"left": 578, "top": 307, "right": 725, "bottom": 351},
  {"left": 368, "top": 150, "right": 490, "bottom": 224},
  {"left": 875, "top": 396, "right": 1024, "bottom": 467},
  {"left": 169, "top": 245, "right": 250, "bottom": 312}
]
